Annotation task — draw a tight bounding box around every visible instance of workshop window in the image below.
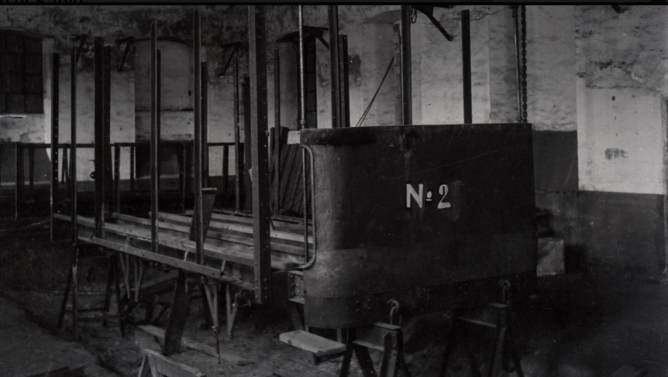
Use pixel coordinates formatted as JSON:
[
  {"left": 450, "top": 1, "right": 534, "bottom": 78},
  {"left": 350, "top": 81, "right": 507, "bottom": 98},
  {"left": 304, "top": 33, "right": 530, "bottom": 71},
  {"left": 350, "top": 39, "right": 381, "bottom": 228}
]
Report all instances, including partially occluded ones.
[{"left": 0, "top": 31, "right": 43, "bottom": 114}]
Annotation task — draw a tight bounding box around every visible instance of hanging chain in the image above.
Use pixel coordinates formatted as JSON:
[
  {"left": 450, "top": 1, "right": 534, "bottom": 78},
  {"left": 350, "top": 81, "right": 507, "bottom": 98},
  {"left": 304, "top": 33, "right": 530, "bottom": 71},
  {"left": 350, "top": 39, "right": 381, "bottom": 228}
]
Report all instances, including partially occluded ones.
[{"left": 521, "top": 5, "right": 528, "bottom": 123}]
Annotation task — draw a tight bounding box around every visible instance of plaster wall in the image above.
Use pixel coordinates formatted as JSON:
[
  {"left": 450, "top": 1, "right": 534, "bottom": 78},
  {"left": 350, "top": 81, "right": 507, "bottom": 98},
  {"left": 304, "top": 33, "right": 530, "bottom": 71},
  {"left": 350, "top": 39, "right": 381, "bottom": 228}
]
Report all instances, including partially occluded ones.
[{"left": 576, "top": 5, "right": 668, "bottom": 195}]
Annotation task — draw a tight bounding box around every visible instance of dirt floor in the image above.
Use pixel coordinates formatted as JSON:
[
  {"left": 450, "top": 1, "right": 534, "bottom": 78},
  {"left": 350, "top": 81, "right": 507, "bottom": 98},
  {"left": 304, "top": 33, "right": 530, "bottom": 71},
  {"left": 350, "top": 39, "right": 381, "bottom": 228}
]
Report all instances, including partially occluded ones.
[{"left": 1, "top": 213, "right": 667, "bottom": 377}]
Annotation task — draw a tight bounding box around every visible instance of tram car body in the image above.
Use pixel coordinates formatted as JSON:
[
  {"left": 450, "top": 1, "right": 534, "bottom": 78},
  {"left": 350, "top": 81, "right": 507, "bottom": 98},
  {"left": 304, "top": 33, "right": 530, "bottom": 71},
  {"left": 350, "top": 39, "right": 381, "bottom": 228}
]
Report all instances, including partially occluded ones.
[{"left": 298, "top": 123, "right": 536, "bottom": 329}]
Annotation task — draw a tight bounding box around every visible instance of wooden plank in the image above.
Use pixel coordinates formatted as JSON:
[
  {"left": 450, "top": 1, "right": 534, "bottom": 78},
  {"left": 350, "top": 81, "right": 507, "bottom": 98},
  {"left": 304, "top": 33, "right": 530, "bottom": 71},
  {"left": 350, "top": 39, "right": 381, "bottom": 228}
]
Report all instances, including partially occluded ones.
[
  {"left": 159, "top": 212, "right": 311, "bottom": 244},
  {"left": 92, "top": 237, "right": 225, "bottom": 281},
  {"left": 188, "top": 209, "right": 312, "bottom": 234},
  {"left": 213, "top": 208, "right": 312, "bottom": 226},
  {"left": 128, "top": 212, "right": 310, "bottom": 253},
  {"left": 139, "top": 325, "right": 251, "bottom": 366},
  {"left": 142, "top": 349, "right": 206, "bottom": 377},
  {"left": 279, "top": 330, "right": 347, "bottom": 357},
  {"left": 58, "top": 213, "right": 300, "bottom": 270},
  {"left": 107, "top": 218, "right": 298, "bottom": 269}
]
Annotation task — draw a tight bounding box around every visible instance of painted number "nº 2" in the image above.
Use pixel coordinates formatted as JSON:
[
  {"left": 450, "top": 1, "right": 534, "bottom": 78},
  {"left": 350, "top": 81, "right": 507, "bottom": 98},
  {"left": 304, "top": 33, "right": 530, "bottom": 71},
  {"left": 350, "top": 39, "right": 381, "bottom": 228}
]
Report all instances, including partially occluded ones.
[{"left": 406, "top": 183, "right": 451, "bottom": 209}]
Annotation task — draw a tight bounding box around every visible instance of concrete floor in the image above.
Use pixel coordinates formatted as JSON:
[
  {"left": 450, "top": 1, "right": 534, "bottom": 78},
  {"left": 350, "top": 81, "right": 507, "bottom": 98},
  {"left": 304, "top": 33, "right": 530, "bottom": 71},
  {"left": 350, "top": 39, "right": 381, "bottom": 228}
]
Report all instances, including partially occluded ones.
[{"left": 0, "top": 214, "right": 667, "bottom": 377}]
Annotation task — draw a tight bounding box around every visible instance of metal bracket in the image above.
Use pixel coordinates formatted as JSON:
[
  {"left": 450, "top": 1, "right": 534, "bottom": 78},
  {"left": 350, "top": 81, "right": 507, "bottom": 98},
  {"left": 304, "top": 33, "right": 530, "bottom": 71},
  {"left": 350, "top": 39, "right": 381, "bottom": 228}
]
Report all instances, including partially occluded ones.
[
  {"left": 219, "top": 42, "right": 243, "bottom": 76},
  {"left": 115, "top": 36, "right": 136, "bottom": 72},
  {"left": 70, "top": 34, "right": 89, "bottom": 66},
  {"left": 412, "top": 6, "right": 455, "bottom": 42}
]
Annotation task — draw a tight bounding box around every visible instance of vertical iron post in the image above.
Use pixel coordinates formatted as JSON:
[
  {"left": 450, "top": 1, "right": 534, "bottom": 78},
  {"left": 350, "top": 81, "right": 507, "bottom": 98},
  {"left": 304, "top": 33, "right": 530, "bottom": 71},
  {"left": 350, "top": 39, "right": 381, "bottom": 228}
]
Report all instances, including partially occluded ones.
[
  {"left": 234, "top": 57, "right": 241, "bottom": 213},
  {"left": 273, "top": 49, "right": 281, "bottom": 211},
  {"left": 15, "top": 143, "right": 23, "bottom": 220},
  {"left": 462, "top": 10, "right": 472, "bottom": 124},
  {"left": 512, "top": 6, "right": 522, "bottom": 123},
  {"left": 202, "top": 61, "right": 209, "bottom": 187},
  {"left": 114, "top": 144, "right": 120, "bottom": 214},
  {"left": 194, "top": 9, "right": 204, "bottom": 265},
  {"left": 157, "top": 49, "right": 162, "bottom": 193},
  {"left": 150, "top": 23, "right": 159, "bottom": 253},
  {"left": 243, "top": 77, "right": 251, "bottom": 211},
  {"left": 29, "top": 145, "right": 35, "bottom": 197},
  {"left": 329, "top": 5, "right": 341, "bottom": 129},
  {"left": 521, "top": 5, "right": 528, "bottom": 123},
  {"left": 129, "top": 146, "right": 135, "bottom": 192},
  {"left": 298, "top": 5, "right": 310, "bottom": 264},
  {"left": 249, "top": 5, "right": 272, "bottom": 303},
  {"left": 222, "top": 144, "right": 229, "bottom": 200},
  {"left": 71, "top": 46, "right": 78, "bottom": 243},
  {"left": 340, "top": 35, "right": 350, "bottom": 128},
  {"left": 104, "top": 47, "right": 112, "bottom": 217},
  {"left": 298, "top": 5, "right": 306, "bottom": 130},
  {"left": 178, "top": 144, "right": 185, "bottom": 211},
  {"left": 50, "top": 53, "right": 60, "bottom": 242},
  {"left": 94, "top": 38, "right": 104, "bottom": 237},
  {"left": 400, "top": 5, "right": 412, "bottom": 125}
]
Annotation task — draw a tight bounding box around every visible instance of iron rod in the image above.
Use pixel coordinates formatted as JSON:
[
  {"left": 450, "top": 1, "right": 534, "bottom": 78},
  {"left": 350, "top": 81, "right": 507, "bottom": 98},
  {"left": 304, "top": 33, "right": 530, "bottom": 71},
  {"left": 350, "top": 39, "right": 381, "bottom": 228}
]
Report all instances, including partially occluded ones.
[
  {"left": 157, "top": 49, "right": 161, "bottom": 194},
  {"left": 521, "top": 5, "right": 528, "bottom": 123},
  {"left": 104, "top": 47, "right": 112, "bottom": 218},
  {"left": 130, "top": 146, "right": 135, "bottom": 192},
  {"left": 234, "top": 57, "right": 241, "bottom": 212},
  {"left": 194, "top": 9, "right": 204, "bottom": 265},
  {"left": 340, "top": 35, "right": 350, "bottom": 128},
  {"left": 329, "top": 5, "right": 341, "bottom": 129},
  {"left": 202, "top": 61, "right": 209, "bottom": 187},
  {"left": 114, "top": 144, "right": 120, "bottom": 214},
  {"left": 298, "top": 5, "right": 306, "bottom": 130},
  {"left": 401, "top": 6, "right": 412, "bottom": 125},
  {"left": 298, "top": 4, "right": 310, "bottom": 264},
  {"left": 222, "top": 144, "right": 229, "bottom": 200},
  {"left": 94, "top": 37, "right": 104, "bottom": 237},
  {"left": 29, "top": 145, "right": 34, "bottom": 197},
  {"left": 512, "top": 6, "right": 522, "bottom": 123},
  {"left": 71, "top": 45, "right": 78, "bottom": 244},
  {"left": 15, "top": 143, "right": 23, "bottom": 220},
  {"left": 273, "top": 49, "right": 280, "bottom": 212},
  {"left": 249, "top": 5, "right": 272, "bottom": 304},
  {"left": 462, "top": 10, "right": 472, "bottom": 124},
  {"left": 50, "top": 53, "right": 59, "bottom": 242},
  {"left": 151, "top": 23, "right": 159, "bottom": 253}
]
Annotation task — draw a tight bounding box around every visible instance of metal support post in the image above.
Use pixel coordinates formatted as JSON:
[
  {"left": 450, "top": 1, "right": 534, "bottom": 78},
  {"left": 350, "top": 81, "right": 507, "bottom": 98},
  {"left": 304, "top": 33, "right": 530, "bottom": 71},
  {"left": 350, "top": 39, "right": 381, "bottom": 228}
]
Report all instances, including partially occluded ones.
[
  {"left": 243, "top": 77, "right": 252, "bottom": 212},
  {"left": 129, "top": 145, "right": 135, "bottom": 192},
  {"left": 94, "top": 38, "right": 104, "bottom": 236},
  {"left": 329, "top": 5, "right": 341, "bottom": 129},
  {"left": 150, "top": 23, "right": 159, "bottom": 253},
  {"left": 234, "top": 57, "right": 241, "bottom": 212},
  {"left": 104, "top": 47, "right": 112, "bottom": 217},
  {"left": 15, "top": 143, "right": 23, "bottom": 220},
  {"left": 401, "top": 5, "right": 412, "bottom": 125},
  {"left": 273, "top": 49, "right": 281, "bottom": 211},
  {"left": 51, "top": 54, "right": 60, "bottom": 241},
  {"left": 521, "top": 5, "right": 528, "bottom": 123},
  {"left": 249, "top": 5, "right": 272, "bottom": 304},
  {"left": 29, "top": 145, "right": 35, "bottom": 198},
  {"left": 114, "top": 144, "right": 120, "bottom": 214},
  {"left": 339, "top": 35, "right": 350, "bottom": 128},
  {"left": 462, "top": 10, "right": 472, "bottom": 124},
  {"left": 202, "top": 61, "right": 209, "bottom": 187},
  {"left": 157, "top": 49, "right": 162, "bottom": 194},
  {"left": 178, "top": 144, "right": 185, "bottom": 212},
  {"left": 512, "top": 6, "right": 523, "bottom": 123},
  {"left": 222, "top": 144, "right": 229, "bottom": 200},
  {"left": 298, "top": 4, "right": 310, "bottom": 263},
  {"left": 194, "top": 9, "right": 204, "bottom": 265}
]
